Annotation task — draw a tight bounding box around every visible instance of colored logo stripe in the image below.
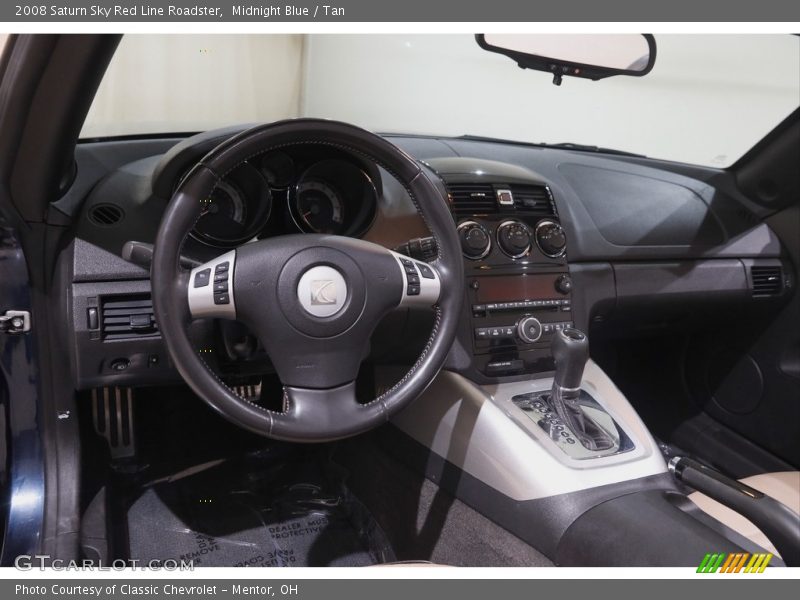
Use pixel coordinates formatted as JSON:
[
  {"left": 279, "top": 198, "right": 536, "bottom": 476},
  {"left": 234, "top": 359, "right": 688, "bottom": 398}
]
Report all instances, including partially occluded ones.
[{"left": 697, "top": 552, "right": 773, "bottom": 573}]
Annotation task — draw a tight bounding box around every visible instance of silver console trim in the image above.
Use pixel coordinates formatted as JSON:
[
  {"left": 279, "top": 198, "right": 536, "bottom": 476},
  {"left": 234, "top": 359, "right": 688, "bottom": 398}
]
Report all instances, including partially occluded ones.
[{"left": 391, "top": 360, "right": 667, "bottom": 501}]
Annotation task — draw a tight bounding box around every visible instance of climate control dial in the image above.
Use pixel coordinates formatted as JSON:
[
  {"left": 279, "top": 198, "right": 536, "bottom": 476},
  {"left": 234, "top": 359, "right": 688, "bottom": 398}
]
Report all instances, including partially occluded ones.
[
  {"left": 535, "top": 220, "right": 567, "bottom": 258},
  {"left": 458, "top": 221, "right": 492, "bottom": 260},
  {"left": 496, "top": 220, "right": 532, "bottom": 258}
]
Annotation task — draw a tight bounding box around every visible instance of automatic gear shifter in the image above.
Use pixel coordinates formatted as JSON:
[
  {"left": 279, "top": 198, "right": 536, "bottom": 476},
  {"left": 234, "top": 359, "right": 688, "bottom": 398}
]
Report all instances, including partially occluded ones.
[{"left": 549, "top": 328, "right": 615, "bottom": 451}]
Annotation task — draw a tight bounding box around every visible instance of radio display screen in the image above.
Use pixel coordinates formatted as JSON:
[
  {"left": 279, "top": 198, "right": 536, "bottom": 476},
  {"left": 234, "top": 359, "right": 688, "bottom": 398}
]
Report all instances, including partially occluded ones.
[{"left": 475, "top": 274, "right": 557, "bottom": 302}]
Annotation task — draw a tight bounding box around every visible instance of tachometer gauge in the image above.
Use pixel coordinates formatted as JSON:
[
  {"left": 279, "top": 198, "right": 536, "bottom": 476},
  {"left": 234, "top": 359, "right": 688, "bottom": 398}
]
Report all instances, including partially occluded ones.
[
  {"left": 194, "top": 180, "right": 248, "bottom": 243},
  {"left": 189, "top": 163, "right": 272, "bottom": 247},
  {"left": 294, "top": 180, "right": 344, "bottom": 234}
]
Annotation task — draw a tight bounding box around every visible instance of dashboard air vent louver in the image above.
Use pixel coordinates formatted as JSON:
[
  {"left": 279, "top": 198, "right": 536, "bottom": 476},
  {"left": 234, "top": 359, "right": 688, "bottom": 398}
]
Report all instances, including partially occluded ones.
[
  {"left": 447, "top": 183, "right": 498, "bottom": 215},
  {"left": 751, "top": 266, "right": 783, "bottom": 297},
  {"left": 101, "top": 295, "right": 158, "bottom": 340},
  {"left": 511, "top": 185, "right": 557, "bottom": 216},
  {"left": 88, "top": 203, "right": 124, "bottom": 226}
]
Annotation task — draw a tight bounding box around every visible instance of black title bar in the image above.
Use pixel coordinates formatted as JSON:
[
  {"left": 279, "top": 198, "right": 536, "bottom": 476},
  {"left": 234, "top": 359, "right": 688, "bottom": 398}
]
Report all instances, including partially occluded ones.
[{"left": 4, "top": 0, "right": 800, "bottom": 22}]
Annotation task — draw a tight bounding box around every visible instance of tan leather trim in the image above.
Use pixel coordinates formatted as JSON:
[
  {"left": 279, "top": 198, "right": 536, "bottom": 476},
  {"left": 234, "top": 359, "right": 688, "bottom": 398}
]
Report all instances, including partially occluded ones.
[{"left": 689, "top": 471, "right": 800, "bottom": 557}]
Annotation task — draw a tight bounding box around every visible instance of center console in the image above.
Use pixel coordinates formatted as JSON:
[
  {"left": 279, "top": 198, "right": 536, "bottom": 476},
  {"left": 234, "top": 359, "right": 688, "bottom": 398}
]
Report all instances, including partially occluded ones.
[
  {"left": 382, "top": 159, "right": 768, "bottom": 566},
  {"left": 424, "top": 157, "right": 573, "bottom": 378}
]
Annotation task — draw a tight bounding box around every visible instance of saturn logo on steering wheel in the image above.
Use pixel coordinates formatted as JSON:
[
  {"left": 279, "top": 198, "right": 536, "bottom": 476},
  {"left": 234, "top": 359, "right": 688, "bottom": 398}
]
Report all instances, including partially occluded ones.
[{"left": 310, "top": 279, "right": 337, "bottom": 305}]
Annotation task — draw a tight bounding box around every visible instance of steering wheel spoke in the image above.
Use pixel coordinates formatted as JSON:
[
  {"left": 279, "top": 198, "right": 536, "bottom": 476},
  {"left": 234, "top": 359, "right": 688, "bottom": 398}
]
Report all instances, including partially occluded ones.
[
  {"left": 275, "top": 382, "right": 383, "bottom": 441},
  {"left": 388, "top": 250, "right": 442, "bottom": 309},
  {"left": 187, "top": 249, "right": 237, "bottom": 320}
]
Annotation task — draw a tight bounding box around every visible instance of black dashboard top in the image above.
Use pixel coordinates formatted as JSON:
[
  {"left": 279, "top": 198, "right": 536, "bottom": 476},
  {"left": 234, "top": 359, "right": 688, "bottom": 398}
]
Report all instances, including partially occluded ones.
[{"left": 67, "top": 126, "right": 780, "bottom": 266}]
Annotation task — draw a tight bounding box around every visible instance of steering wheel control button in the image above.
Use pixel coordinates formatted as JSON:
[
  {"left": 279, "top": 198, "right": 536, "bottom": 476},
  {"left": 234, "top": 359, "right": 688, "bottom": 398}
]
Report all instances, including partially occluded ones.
[
  {"left": 297, "top": 265, "right": 348, "bottom": 318},
  {"left": 212, "top": 264, "right": 231, "bottom": 304},
  {"left": 194, "top": 268, "right": 211, "bottom": 288},
  {"left": 418, "top": 264, "right": 435, "bottom": 279},
  {"left": 187, "top": 250, "right": 236, "bottom": 320},
  {"left": 403, "top": 262, "right": 421, "bottom": 295},
  {"left": 390, "top": 251, "right": 442, "bottom": 309}
]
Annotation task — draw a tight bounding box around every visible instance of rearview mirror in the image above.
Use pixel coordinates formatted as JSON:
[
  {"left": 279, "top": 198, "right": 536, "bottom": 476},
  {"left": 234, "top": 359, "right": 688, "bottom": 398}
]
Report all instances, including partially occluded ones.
[{"left": 475, "top": 34, "right": 656, "bottom": 85}]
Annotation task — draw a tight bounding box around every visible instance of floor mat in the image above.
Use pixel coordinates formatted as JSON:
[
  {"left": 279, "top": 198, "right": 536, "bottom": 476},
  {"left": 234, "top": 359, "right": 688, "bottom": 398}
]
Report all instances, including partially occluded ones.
[{"left": 125, "top": 449, "right": 395, "bottom": 567}]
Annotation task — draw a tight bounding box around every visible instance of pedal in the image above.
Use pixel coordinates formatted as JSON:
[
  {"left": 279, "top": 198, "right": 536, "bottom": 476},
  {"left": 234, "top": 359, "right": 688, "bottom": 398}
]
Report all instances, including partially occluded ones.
[
  {"left": 91, "top": 387, "right": 136, "bottom": 460},
  {"left": 232, "top": 381, "right": 262, "bottom": 400}
]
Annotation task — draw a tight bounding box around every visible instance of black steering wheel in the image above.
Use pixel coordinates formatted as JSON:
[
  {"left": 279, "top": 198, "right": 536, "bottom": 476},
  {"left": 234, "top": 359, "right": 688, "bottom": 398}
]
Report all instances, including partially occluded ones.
[{"left": 151, "top": 119, "right": 463, "bottom": 442}]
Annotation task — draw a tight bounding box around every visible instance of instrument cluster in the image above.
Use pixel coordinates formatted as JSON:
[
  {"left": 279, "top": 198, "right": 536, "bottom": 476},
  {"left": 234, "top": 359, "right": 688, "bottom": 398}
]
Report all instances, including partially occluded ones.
[{"left": 188, "top": 147, "right": 380, "bottom": 248}]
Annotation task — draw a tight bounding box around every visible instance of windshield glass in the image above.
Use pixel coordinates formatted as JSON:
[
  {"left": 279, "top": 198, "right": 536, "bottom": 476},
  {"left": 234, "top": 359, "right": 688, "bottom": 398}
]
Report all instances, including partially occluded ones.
[{"left": 81, "top": 34, "right": 800, "bottom": 168}]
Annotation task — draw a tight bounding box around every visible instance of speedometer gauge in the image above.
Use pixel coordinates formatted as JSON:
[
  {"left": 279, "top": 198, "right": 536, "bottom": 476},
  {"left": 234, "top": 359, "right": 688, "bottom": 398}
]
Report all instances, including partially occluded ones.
[
  {"left": 294, "top": 180, "right": 344, "bottom": 234},
  {"left": 289, "top": 158, "right": 379, "bottom": 238}
]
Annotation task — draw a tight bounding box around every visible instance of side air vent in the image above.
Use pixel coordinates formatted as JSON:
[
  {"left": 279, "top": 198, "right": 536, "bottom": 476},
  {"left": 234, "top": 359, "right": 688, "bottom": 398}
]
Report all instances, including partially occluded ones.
[
  {"left": 751, "top": 266, "right": 783, "bottom": 297},
  {"left": 101, "top": 295, "right": 158, "bottom": 340},
  {"left": 447, "top": 183, "right": 498, "bottom": 215},
  {"left": 511, "top": 185, "right": 557, "bottom": 216},
  {"left": 88, "top": 203, "right": 125, "bottom": 226}
]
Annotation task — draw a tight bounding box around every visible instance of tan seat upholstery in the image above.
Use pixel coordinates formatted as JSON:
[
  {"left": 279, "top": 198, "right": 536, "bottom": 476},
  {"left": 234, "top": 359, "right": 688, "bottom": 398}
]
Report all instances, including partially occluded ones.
[{"left": 689, "top": 471, "right": 800, "bottom": 557}]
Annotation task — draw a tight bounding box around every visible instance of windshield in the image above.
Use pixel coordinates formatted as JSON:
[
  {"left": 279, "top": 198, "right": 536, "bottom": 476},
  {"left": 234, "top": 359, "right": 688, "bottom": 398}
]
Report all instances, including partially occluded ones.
[{"left": 81, "top": 34, "right": 800, "bottom": 168}]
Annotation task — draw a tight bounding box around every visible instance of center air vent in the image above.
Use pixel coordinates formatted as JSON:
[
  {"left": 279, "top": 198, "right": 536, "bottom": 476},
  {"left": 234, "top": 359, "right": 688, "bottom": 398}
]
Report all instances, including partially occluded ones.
[
  {"left": 446, "top": 182, "right": 557, "bottom": 217},
  {"left": 101, "top": 295, "right": 158, "bottom": 340},
  {"left": 447, "top": 183, "right": 497, "bottom": 215},
  {"left": 751, "top": 265, "right": 783, "bottom": 297},
  {"left": 88, "top": 203, "right": 125, "bottom": 226},
  {"left": 511, "top": 185, "right": 557, "bottom": 216}
]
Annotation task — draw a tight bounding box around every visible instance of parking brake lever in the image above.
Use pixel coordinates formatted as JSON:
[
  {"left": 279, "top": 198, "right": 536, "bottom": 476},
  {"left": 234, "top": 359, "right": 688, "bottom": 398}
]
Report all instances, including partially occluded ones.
[
  {"left": 671, "top": 456, "right": 799, "bottom": 566},
  {"left": 549, "top": 327, "right": 614, "bottom": 451}
]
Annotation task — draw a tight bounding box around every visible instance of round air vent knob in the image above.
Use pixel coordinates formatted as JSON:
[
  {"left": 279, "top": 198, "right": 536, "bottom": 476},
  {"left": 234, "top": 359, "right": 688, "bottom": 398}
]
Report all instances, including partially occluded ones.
[
  {"left": 497, "top": 220, "right": 531, "bottom": 258},
  {"left": 457, "top": 221, "right": 491, "bottom": 260},
  {"left": 535, "top": 220, "right": 567, "bottom": 258}
]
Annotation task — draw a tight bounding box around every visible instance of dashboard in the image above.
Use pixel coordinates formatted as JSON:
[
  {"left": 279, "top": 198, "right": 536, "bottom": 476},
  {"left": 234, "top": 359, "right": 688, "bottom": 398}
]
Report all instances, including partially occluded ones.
[{"left": 59, "top": 126, "right": 791, "bottom": 390}]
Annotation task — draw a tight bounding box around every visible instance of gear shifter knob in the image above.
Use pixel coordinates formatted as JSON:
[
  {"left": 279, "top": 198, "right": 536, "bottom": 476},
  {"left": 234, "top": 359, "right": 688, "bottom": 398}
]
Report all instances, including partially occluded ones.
[
  {"left": 552, "top": 327, "right": 589, "bottom": 390},
  {"left": 548, "top": 327, "right": 615, "bottom": 452}
]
